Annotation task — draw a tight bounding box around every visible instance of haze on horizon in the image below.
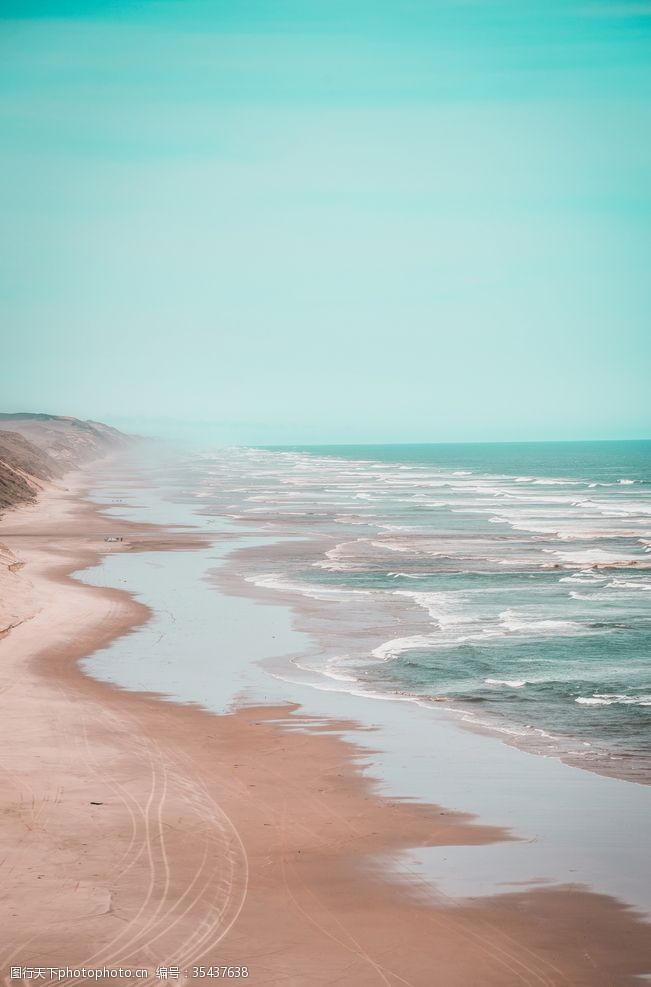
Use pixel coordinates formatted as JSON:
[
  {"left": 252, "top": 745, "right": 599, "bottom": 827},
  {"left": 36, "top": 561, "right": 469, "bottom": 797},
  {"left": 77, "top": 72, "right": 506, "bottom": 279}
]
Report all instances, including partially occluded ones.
[{"left": 1, "top": 0, "right": 650, "bottom": 446}]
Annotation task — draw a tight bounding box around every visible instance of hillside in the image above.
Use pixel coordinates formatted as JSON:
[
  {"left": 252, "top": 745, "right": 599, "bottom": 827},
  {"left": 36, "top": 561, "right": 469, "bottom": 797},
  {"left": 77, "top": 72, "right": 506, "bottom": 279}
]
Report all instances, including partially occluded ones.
[
  {"left": 0, "top": 413, "right": 130, "bottom": 512},
  {"left": 0, "top": 412, "right": 130, "bottom": 636}
]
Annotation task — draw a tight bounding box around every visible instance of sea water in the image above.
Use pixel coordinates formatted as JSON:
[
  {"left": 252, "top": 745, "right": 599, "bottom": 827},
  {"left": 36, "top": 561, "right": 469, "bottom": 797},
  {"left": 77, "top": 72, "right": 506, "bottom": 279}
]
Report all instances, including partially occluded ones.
[
  {"left": 79, "top": 442, "right": 651, "bottom": 913},
  {"left": 185, "top": 440, "right": 651, "bottom": 780}
]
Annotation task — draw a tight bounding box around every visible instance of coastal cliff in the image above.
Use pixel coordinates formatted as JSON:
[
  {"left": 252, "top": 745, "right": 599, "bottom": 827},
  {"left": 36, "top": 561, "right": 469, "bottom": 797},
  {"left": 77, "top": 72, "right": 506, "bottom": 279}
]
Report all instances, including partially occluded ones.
[
  {"left": 0, "top": 413, "right": 131, "bottom": 635},
  {"left": 0, "top": 412, "right": 129, "bottom": 511}
]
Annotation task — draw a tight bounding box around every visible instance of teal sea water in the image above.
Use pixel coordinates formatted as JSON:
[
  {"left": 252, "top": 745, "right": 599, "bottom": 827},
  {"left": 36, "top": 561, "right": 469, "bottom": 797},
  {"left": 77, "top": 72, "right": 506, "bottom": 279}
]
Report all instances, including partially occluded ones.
[{"left": 193, "top": 441, "right": 651, "bottom": 778}]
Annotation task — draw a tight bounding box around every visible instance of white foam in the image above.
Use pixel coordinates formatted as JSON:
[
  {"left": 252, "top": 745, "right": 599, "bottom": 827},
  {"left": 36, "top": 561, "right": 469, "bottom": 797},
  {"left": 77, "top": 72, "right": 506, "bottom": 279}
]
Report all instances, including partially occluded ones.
[
  {"left": 369, "top": 539, "right": 412, "bottom": 554},
  {"left": 484, "top": 678, "right": 527, "bottom": 688},
  {"left": 553, "top": 548, "right": 639, "bottom": 566},
  {"left": 315, "top": 539, "right": 365, "bottom": 568},
  {"left": 607, "top": 577, "right": 651, "bottom": 591},
  {"left": 559, "top": 571, "right": 608, "bottom": 585},
  {"left": 246, "top": 572, "right": 370, "bottom": 600},
  {"left": 569, "top": 590, "right": 598, "bottom": 601},
  {"left": 576, "top": 694, "right": 651, "bottom": 707},
  {"left": 393, "top": 590, "right": 469, "bottom": 627},
  {"left": 371, "top": 634, "right": 436, "bottom": 661},
  {"left": 532, "top": 478, "right": 582, "bottom": 486},
  {"left": 498, "top": 609, "right": 582, "bottom": 635}
]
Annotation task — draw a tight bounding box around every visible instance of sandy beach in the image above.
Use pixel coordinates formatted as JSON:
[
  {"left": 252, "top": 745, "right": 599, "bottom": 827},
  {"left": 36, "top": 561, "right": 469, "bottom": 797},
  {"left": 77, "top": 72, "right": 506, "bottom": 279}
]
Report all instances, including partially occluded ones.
[
  {"left": 1, "top": 461, "right": 651, "bottom": 986},
  {"left": 4, "top": 0, "right": 649, "bottom": 975}
]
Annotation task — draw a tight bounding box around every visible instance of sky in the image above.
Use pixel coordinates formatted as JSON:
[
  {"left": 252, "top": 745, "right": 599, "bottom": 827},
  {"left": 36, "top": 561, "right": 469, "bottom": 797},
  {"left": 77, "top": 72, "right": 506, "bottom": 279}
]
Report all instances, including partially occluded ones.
[{"left": 1, "top": 0, "right": 650, "bottom": 444}]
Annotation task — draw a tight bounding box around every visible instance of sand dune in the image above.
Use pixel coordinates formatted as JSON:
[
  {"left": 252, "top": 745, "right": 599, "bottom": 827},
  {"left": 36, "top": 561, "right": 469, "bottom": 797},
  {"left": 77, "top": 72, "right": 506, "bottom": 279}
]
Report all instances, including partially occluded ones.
[{"left": 0, "top": 413, "right": 130, "bottom": 511}]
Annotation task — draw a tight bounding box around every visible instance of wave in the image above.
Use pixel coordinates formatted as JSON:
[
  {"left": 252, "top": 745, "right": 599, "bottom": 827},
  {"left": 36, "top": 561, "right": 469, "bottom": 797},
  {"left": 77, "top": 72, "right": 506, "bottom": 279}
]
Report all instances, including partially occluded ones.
[
  {"left": 531, "top": 478, "right": 583, "bottom": 486},
  {"left": 369, "top": 539, "right": 413, "bottom": 554},
  {"left": 560, "top": 571, "right": 609, "bottom": 585},
  {"left": 484, "top": 678, "right": 527, "bottom": 688},
  {"left": 576, "top": 694, "right": 651, "bottom": 707},
  {"left": 211, "top": 444, "right": 651, "bottom": 777},
  {"left": 313, "top": 539, "right": 366, "bottom": 570},
  {"left": 498, "top": 609, "right": 582, "bottom": 635},
  {"left": 393, "top": 590, "right": 470, "bottom": 627},
  {"left": 376, "top": 524, "right": 414, "bottom": 532},
  {"left": 246, "top": 572, "right": 371, "bottom": 600},
  {"left": 551, "top": 548, "right": 641, "bottom": 566},
  {"left": 607, "top": 577, "right": 651, "bottom": 591},
  {"left": 371, "top": 634, "right": 436, "bottom": 662}
]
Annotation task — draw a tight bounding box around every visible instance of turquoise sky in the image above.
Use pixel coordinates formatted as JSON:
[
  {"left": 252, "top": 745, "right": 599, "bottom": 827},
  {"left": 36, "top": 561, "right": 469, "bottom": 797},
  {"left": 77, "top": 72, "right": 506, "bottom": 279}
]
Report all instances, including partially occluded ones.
[{"left": 1, "top": 0, "right": 650, "bottom": 443}]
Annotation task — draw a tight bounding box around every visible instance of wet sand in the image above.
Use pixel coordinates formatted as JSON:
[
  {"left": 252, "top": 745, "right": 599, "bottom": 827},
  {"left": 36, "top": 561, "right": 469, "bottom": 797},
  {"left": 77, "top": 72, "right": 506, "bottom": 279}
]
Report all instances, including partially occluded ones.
[{"left": 1, "top": 465, "right": 650, "bottom": 985}]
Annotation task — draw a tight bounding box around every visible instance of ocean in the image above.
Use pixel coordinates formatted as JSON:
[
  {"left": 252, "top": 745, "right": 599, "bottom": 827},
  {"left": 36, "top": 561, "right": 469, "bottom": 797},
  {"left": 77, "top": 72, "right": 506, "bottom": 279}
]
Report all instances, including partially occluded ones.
[{"left": 184, "top": 440, "right": 651, "bottom": 781}]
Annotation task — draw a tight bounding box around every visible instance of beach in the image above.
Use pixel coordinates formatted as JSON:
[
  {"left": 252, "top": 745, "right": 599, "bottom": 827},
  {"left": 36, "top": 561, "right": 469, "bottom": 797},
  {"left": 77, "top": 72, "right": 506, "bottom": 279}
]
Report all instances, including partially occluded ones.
[
  {"left": 1, "top": 454, "right": 651, "bottom": 986},
  {"left": 4, "top": 0, "right": 649, "bottom": 978}
]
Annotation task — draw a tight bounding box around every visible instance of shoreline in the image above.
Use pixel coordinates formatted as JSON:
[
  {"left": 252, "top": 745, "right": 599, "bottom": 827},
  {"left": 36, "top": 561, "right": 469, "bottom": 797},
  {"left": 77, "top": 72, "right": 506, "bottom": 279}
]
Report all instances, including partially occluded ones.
[
  {"left": 212, "top": 531, "right": 651, "bottom": 787},
  {"left": 207, "top": 444, "right": 651, "bottom": 788},
  {"left": 1, "top": 461, "right": 651, "bottom": 985}
]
